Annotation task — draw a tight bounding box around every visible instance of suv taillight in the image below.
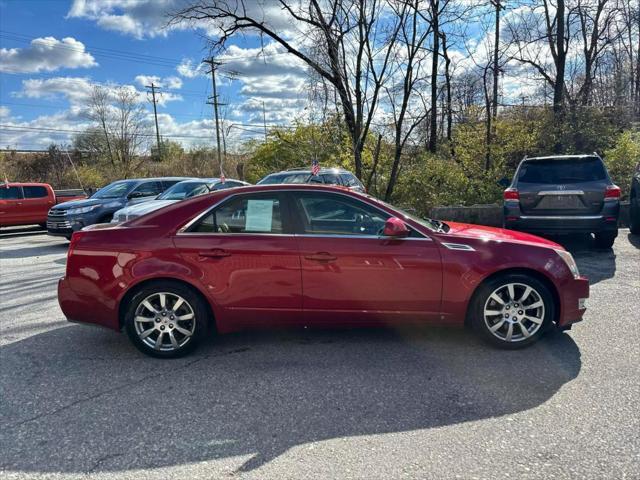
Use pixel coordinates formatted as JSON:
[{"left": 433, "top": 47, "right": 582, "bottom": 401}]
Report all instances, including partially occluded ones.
[
  {"left": 604, "top": 185, "right": 621, "bottom": 199},
  {"left": 67, "top": 231, "right": 86, "bottom": 257},
  {"left": 503, "top": 188, "right": 519, "bottom": 201}
]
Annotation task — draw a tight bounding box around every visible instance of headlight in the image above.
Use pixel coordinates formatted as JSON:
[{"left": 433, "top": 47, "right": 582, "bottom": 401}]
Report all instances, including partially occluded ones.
[
  {"left": 67, "top": 205, "right": 99, "bottom": 215},
  {"left": 555, "top": 249, "right": 580, "bottom": 278}
]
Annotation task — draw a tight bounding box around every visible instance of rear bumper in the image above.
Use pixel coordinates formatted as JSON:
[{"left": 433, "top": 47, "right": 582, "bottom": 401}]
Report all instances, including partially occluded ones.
[
  {"left": 58, "top": 277, "right": 120, "bottom": 331},
  {"left": 558, "top": 275, "right": 590, "bottom": 328},
  {"left": 504, "top": 202, "right": 619, "bottom": 234}
]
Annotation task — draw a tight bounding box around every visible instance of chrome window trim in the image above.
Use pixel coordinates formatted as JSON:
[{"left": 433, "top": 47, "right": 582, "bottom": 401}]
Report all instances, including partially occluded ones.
[
  {"left": 176, "top": 188, "right": 430, "bottom": 239},
  {"left": 519, "top": 215, "right": 602, "bottom": 220},
  {"left": 537, "top": 190, "right": 585, "bottom": 196}
]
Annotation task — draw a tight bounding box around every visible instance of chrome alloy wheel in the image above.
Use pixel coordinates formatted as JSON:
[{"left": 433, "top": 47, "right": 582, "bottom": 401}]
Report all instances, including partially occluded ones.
[
  {"left": 133, "top": 292, "right": 196, "bottom": 352},
  {"left": 483, "top": 283, "right": 545, "bottom": 343}
]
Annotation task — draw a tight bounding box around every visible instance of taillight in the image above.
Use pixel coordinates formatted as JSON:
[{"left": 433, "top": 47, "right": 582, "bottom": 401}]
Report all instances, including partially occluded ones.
[
  {"left": 503, "top": 188, "right": 519, "bottom": 201},
  {"left": 604, "top": 185, "right": 621, "bottom": 199},
  {"left": 67, "top": 231, "right": 86, "bottom": 258}
]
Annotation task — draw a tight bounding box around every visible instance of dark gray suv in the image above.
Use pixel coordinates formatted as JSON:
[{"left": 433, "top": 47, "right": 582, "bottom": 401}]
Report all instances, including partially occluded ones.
[{"left": 502, "top": 154, "right": 620, "bottom": 248}]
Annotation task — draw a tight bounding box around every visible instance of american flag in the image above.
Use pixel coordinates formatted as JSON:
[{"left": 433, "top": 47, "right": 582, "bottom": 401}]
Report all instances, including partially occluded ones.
[{"left": 311, "top": 159, "right": 320, "bottom": 176}]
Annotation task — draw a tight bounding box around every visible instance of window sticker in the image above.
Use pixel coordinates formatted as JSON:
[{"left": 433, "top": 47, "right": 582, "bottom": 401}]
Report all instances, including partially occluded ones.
[{"left": 245, "top": 199, "right": 274, "bottom": 232}]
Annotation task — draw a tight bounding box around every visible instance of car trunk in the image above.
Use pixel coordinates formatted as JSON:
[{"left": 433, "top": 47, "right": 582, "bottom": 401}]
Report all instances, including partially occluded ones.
[{"left": 516, "top": 157, "right": 609, "bottom": 215}]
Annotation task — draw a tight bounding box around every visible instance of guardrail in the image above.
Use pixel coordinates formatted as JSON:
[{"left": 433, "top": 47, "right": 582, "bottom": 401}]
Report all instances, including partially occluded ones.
[{"left": 430, "top": 201, "right": 631, "bottom": 228}]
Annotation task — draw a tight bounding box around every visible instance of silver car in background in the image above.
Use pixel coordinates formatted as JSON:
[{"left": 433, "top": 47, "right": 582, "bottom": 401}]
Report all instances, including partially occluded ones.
[{"left": 111, "top": 178, "right": 250, "bottom": 224}]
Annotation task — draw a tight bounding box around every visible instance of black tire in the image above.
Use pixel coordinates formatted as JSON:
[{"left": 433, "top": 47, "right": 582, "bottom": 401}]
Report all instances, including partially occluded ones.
[
  {"left": 593, "top": 231, "right": 616, "bottom": 249},
  {"left": 124, "top": 280, "right": 210, "bottom": 358},
  {"left": 630, "top": 196, "right": 640, "bottom": 235},
  {"left": 469, "top": 273, "right": 555, "bottom": 349}
]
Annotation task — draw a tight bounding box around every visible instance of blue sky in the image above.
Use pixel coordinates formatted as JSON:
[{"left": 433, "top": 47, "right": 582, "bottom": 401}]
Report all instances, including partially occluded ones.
[{"left": 0, "top": 0, "right": 309, "bottom": 150}]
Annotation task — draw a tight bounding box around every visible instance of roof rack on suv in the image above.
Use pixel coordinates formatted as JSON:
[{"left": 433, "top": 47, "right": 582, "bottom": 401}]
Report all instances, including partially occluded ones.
[{"left": 284, "top": 166, "right": 342, "bottom": 172}]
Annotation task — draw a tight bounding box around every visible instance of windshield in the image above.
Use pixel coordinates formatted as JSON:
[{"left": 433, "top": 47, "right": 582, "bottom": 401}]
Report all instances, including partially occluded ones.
[
  {"left": 92, "top": 181, "right": 135, "bottom": 199},
  {"left": 375, "top": 198, "right": 442, "bottom": 232},
  {"left": 518, "top": 157, "right": 607, "bottom": 184},
  {"left": 258, "top": 173, "right": 311, "bottom": 185},
  {"left": 158, "top": 182, "right": 210, "bottom": 200}
]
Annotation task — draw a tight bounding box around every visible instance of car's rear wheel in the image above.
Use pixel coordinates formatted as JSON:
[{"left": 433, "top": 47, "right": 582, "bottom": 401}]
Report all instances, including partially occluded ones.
[
  {"left": 124, "top": 281, "right": 209, "bottom": 358},
  {"left": 469, "top": 274, "right": 554, "bottom": 349},
  {"left": 593, "top": 231, "right": 616, "bottom": 249}
]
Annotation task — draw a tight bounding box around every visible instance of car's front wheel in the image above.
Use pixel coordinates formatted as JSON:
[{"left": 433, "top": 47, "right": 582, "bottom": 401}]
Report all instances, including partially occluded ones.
[
  {"left": 469, "top": 274, "right": 554, "bottom": 349},
  {"left": 124, "top": 281, "right": 209, "bottom": 358}
]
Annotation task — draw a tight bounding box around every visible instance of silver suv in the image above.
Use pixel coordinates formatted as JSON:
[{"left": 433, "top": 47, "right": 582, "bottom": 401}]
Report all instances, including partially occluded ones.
[{"left": 258, "top": 167, "right": 365, "bottom": 192}]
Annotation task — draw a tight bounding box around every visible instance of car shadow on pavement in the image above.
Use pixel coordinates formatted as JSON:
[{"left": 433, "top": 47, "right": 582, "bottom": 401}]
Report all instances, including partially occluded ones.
[
  {"left": 0, "top": 324, "right": 581, "bottom": 475},
  {"left": 0, "top": 242, "right": 68, "bottom": 259},
  {"left": 552, "top": 234, "right": 617, "bottom": 285}
]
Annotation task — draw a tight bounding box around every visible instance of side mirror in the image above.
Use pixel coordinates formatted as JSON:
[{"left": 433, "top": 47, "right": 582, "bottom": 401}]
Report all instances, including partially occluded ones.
[
  {"left": 128, "top": 191, "right": 145, "bottom": 199},
  {"left": 383, "top": 217, "right": 410, "bottom": 238},
  {"left": 498, "top": 177, "right": 511, "bottom": 188}
]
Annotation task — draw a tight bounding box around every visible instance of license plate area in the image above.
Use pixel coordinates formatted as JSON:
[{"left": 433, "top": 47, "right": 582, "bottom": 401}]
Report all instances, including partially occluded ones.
[{"left": 538, "top": 194, "right": 583, "bottom": 209}]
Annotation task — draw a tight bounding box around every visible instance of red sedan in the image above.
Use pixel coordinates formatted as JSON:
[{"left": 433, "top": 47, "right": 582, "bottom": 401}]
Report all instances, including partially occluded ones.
[{"left": 58, "top": 185, "right": 589, "bottom": 358}]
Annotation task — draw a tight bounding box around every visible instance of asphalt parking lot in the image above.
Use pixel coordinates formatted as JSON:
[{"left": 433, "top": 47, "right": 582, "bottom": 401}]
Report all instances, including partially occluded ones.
[{"left": 0, "top": 229, "right": 638, "bottom": 480}]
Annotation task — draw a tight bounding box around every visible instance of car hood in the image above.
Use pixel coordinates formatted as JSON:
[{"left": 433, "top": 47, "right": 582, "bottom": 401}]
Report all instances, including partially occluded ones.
[
  {"left": 116, "top": 199, "right": 178, "bottom": 217},
  {"left": 53, "top": 198, "right": 110, "bottom": 210},
  {"left": 443, "top": 221, "right": 562, "bottom": 249}
]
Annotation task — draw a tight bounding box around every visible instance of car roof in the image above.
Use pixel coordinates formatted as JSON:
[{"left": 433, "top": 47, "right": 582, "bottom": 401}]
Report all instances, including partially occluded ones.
[
  {"left": 173, "top": 178, "right": 247, "bottom": 185},
  {"left": 6, "top": 182, "right": 50, "bottom": 187},
  {"left": 524, "top": 154, "right": 600, "bottom": 161},
  {"left": 269, "top": 168, "right": 353, "bottom": 175}
]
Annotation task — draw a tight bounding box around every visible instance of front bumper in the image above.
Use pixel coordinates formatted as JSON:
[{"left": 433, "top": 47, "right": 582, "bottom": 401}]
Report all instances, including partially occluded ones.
[{"left": 557, "top": 275, "right": 590, "bottom": 328}]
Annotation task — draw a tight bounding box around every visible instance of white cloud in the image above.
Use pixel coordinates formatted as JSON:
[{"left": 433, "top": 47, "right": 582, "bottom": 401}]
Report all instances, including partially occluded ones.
[
  {"left": 0, "top": 37, "right": 97, "bottom": 74},
  {"left": 67, "top": 0, "right": 298, "bottom": 39},
  {"left": 16, "top": 77, "right": 183, "bottom": 107},
  {"left": 177, "top": 59, "right": 206, "bottom": 78},
  {"left": 0, "top": 106, "right": 10, "bottom": 118},
  {"left": 67, "top": 0, "right": 182, "bottom": 39},
  {"left": 134, "top": 75, "right": 183, "bottom": 89}
]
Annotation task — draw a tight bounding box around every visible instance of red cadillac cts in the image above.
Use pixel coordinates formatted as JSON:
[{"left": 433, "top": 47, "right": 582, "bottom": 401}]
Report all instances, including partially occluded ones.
[{"left": 58, "top": 184, "right": 589, "bottom": 358}]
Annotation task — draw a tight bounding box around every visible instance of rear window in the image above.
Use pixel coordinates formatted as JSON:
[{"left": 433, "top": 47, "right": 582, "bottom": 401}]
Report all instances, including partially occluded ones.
[
  {"left": 518, "top": 158, "right": 607, "bottom": 184},
  {"left": 23, "top": 186, "right": 48, "bottom": 198}
]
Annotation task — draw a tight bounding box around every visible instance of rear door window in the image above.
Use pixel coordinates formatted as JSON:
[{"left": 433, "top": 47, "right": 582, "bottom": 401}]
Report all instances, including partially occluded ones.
[
  {"left": 0, "top": 187, "right": 23, "bottom": 200},
  {"left": 518, "top": 158, "right": 607, "bottom": 184},
  {"left": 23, "top": 186, "right": 48, "bottom": 198},
  {"left": 191, "top": 194, "right": 284, "bottom": 234},
  {"left": 133, "top": 181, "right": 163, "bottom": 197}
]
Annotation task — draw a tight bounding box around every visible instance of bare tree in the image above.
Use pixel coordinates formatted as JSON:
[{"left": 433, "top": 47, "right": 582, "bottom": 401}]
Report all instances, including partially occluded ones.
[
  {"left": 171, "top": 0, "right": 408, "bottom": 179},
  {"left": 83, "top": 85, "right": 148, "bottom": 177},
  {"left": 87, "top": 86, "right": 115, "bottom": 167},
  {"left": 383, "top": 0, "right": 432, "bottom": 199}
]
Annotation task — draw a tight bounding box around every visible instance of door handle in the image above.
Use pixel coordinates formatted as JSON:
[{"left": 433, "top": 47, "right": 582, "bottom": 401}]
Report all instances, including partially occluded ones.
[
  {"left": 305, "top": 252, "right": 337, "bottom": 262},
  {"left": 198, "top": 249, "right": 231, "bottom": 258}
]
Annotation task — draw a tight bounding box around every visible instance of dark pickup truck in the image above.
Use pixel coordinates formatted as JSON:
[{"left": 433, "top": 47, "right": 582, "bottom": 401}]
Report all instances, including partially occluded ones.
[
  {"left": 0, "top": 183, "right": 86, "bottom": 228},
  {"left": 502, "top": 154, "right": 620, "bottom": 248}
]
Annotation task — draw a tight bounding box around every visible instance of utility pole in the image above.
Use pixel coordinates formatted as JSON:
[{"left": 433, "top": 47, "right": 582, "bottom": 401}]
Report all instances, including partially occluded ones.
[
  {"left": 262, "top": 101, "right": 268, "bottom": 141},
  {"left": 145, "top": 82, "right": 162, "bottom": 160},
  {"left": 203, "top": 57, "right": 223, "bottom": 175}
]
